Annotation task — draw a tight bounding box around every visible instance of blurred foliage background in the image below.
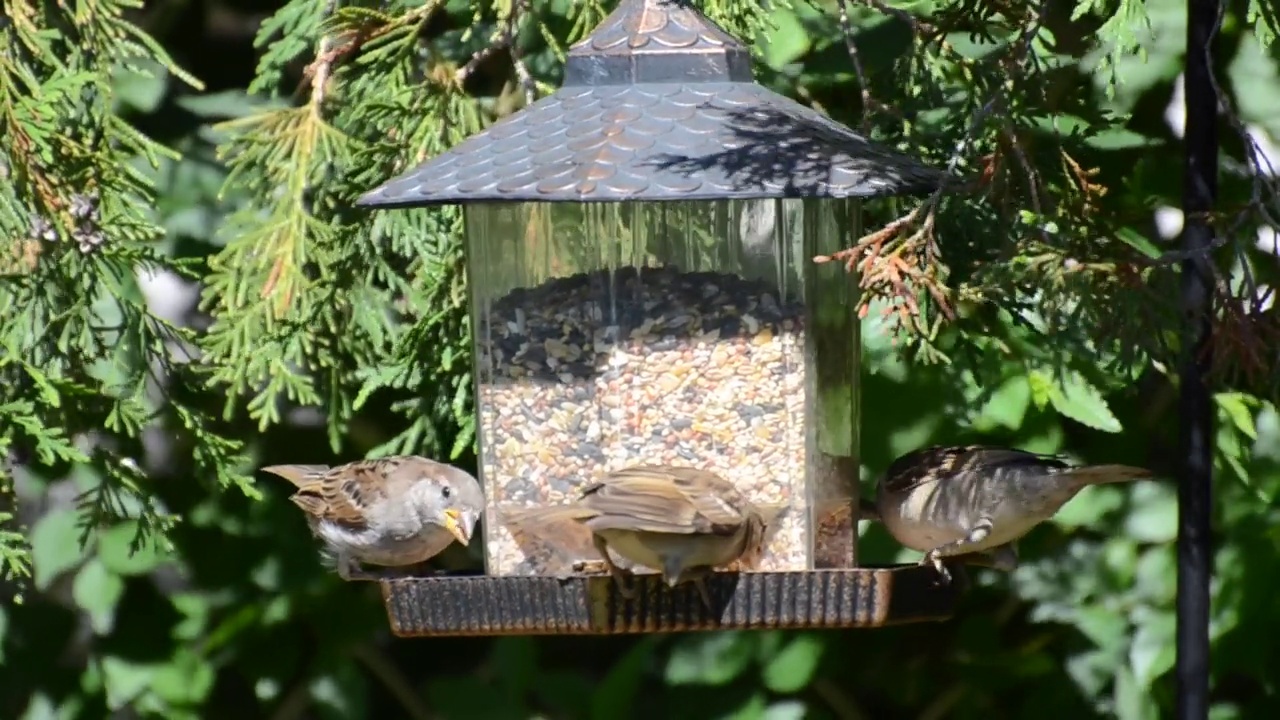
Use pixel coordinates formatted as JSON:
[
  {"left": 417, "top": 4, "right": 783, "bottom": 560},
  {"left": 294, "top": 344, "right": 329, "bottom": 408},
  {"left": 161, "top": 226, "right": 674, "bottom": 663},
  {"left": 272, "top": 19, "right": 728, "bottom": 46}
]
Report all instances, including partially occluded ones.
[{"left": 3, "top": 0, "right": 1280, "bottom": 718}]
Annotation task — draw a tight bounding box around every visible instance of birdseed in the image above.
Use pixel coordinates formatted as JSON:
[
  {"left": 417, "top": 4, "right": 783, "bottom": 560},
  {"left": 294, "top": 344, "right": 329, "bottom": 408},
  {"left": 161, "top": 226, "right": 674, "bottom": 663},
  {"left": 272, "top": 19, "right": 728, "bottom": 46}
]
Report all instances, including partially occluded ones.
[{"left": 475, "top": 265, "right": 859, "bottom": 576}]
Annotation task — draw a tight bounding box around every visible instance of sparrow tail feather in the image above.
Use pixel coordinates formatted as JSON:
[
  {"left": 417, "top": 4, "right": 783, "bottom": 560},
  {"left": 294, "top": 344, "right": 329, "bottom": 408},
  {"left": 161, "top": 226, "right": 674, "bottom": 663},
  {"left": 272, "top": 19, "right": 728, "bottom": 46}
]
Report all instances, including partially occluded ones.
[
  {"left": 1063, "top": 464, "right": 1153, "bottom": 486},
  {"left": 261, "top": 464, "right": 330, "bottom": 488}
]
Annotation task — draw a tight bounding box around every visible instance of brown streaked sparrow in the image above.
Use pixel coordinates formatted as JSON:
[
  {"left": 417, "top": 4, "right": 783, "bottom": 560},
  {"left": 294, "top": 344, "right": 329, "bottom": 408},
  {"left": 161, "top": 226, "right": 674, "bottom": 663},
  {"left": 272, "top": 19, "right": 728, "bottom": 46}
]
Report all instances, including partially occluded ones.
[
  {"left": 859, "top": 497, "right": 1020, "bottom": 572},
  {"left": 867, "top": 445, "right": 1152, "bottom": 583},
  {"left": 261, "top": 456, "right": 483, "bottom": 580},
  {"left": 567, "top": 464, "right": 766, "bottom": 608}
]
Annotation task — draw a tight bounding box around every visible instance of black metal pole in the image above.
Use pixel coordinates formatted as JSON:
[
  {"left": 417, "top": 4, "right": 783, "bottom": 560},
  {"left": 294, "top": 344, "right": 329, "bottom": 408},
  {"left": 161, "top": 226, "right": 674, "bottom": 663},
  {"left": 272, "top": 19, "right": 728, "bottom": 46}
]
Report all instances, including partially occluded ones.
[{"left": 1178, "top": 0, "right": 1217, "bottom": 718}]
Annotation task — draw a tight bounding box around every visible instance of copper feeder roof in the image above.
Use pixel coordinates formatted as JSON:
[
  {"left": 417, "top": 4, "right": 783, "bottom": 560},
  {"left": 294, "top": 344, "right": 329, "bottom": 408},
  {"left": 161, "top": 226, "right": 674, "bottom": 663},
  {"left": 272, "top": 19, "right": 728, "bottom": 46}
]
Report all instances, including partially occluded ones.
[{"left": 357, "top": 0, "right": 944, "bottom": 207}]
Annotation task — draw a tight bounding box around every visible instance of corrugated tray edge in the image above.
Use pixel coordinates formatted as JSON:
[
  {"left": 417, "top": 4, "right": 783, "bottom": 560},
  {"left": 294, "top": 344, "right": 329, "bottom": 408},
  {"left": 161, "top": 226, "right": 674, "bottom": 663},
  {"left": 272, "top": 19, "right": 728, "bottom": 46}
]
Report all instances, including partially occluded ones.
[{"left": 378, "top": 566, "right": 963, "bottom": 636}]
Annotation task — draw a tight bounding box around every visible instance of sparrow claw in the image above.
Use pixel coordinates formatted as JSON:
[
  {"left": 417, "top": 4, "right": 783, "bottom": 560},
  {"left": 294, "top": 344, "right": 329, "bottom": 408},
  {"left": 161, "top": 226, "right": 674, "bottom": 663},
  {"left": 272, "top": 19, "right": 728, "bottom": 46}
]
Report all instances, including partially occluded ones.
[
  {"left": 593, "top": 535, "right": 638, "bottom": 599},
  {"left": 336, "top": 555, "right": 365, "bottom": 581},
  {"left": 614, "top": 568, "right": 639, "bottom": 599},
  {"left": 571, "top": 559, "right": 612, "bottom": 576},
  {"left": 672, "top": 566, "right": 715, "bottom": 609},
  {"left": 922, "top": 551, "right": 951, "bottom": 585},
  {"left": 346, "top": 568, "right": 382, "bottom": 582}
]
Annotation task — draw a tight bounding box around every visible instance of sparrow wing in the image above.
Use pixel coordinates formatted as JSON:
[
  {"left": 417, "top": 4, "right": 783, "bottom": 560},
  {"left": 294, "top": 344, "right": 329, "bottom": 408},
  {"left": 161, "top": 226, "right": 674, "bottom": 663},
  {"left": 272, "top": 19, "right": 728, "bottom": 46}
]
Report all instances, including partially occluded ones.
[
  {"left": 578, "top": 465, "right": 744, "bottom": 536},
  {"left": 881, "top": 445, "right": 1070, "bottom": 495},
  {"left": 289, "top": 458, "right": 395, "bottom": 530},
  {"left": 664, "top": 466, "right": 753, "bottom": 527}
]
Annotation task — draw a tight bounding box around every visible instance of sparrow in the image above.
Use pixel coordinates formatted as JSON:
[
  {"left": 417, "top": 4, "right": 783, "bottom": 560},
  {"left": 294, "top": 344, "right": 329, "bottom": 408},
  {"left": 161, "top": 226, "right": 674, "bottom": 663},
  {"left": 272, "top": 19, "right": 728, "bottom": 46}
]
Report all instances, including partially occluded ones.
[
  {"left": 567, "top": 464, "right": 766, "bottom": 608},
  {"left": 859, "top": 497, "right": 1019, "bottom": 572},
  {"left": 867, "top": 445, "right": 1152, "bottom": 583},
  {"left": 261, "top": 456, "right": 484, "bottom": 580}
]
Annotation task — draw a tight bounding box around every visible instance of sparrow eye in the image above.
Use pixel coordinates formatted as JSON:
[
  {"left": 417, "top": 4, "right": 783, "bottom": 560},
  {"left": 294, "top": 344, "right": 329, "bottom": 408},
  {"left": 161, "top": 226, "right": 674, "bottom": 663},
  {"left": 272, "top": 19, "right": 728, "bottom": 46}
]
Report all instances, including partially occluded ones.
[{"left": 440, "top": 485, "right": 453, "bottom": 500}]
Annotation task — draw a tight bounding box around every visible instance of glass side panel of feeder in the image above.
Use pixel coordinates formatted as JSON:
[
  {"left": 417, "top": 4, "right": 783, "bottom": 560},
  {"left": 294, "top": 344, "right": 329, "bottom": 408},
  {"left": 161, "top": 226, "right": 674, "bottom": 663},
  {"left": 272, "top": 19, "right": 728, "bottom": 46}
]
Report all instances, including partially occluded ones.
[
  {"left": 466, "top": 199, "right": 856, "bottom": 577},
  {"left": 801, "top": 198, "right": 862, "bottom": 569}
]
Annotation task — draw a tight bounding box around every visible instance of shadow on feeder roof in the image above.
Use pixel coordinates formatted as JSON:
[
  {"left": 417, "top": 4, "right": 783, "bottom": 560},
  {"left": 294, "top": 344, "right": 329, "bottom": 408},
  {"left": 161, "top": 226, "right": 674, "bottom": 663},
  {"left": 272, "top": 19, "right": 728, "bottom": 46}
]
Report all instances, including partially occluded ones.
[{"left": 357, "top": 0, "right": 946, "bottom": 208}]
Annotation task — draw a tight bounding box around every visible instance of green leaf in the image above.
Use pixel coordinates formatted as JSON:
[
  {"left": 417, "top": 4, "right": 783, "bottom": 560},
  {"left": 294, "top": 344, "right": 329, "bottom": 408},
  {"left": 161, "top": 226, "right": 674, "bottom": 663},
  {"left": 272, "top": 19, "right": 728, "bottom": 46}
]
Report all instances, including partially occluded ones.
[
  {"left": 760, "top": 7, "right": 810, "bottom": 69},
  {"left": 18, "top": 694, "right": 59, "bottom": 720},
  {"left": 760, "top": 633, "right": 824, "bottom": 694},
  {"left": 1054, "top": 485, "right": 1125, "bottom": 530},
  {"left": 1210, "top": 706, "right": 1244, "bottom": 720},
  {"left": 97, "top": 521, "right": 169, "bottom": 576},
  {"left": 722, "top": 692, "right": 768, "bottom": 720},
  {"left": 1115, "top": 227, "right": 1162, "bottom": 260},
  {"left": 1084, "top": 127, "right": 1158, "bottom": 149},
  {"left": 425, "top": 675, "right": 523, "bottom": 719},
  {"left": 1215, "top": 392, "right": 1258, "bottom": 440},
  {"left": 30, "top": 509, "right": 87, "bottom": 591},
  {"left": 72, "top": 558, "right": 125, "bottom": 634},
  {"left": 1227, "top": 32, "right": 1280, "bottom": 138},
  {"left": 1113, "top": 664, "right": 1160, "bottom": 720},
  {"left": 1123, "top": 482, "right": 1178, "bottom": 543},
  {"left": 762, "top": 700, "right": 808, "bottom": 720},
  {"left": 1130, "top": 613, "right": 1176, "bottom": 687},
  {"left": 101, "top": 656, "right": 156, "bottom": 710},
  {"left": 975, "top": 374, "right": 1032, "bottom": 430},
  {"left": 113, "top": 61, "right": 168, "bottom": 113},
  {"left": 150, "top": 649, "right": 216, "bottom": 706},
  {"left": 1073, "top": 606, "right": 1129, "bottom": 654},
  {"left": 1133, "top": 545, "right": 1177, "bottom": 602},
  {"left": 590, "top": 637, "right": 656, "bottom": 720},
  {"left": 1028, "top": 369, "right": 1053, "bottom": 410},
  {"left": 492, "top": 636, "right": 536, "bottom": 696},
  {"left": 1039, "top": 368, "right": 1123, "bottom": 432},
  {"left": 19, "top": 362, "right": 61, "bottom": 407},
  {"left": 665, "top": 631, "right": 756, "bottom": 686}
]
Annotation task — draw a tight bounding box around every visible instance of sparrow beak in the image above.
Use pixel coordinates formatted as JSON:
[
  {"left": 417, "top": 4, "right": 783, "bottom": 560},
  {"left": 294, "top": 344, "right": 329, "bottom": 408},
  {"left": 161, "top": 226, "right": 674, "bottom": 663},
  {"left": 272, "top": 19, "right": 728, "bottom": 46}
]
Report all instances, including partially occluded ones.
[{"left": 442, "top": 508, "right": 472, "bottom": 546}]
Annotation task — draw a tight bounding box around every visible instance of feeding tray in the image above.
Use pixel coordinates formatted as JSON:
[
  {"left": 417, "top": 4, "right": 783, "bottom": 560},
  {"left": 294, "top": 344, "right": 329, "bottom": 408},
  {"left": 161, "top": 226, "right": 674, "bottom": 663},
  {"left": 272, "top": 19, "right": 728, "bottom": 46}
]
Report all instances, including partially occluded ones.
[{"left": 377, "top": 565, "right": 963, "bottom": 637}]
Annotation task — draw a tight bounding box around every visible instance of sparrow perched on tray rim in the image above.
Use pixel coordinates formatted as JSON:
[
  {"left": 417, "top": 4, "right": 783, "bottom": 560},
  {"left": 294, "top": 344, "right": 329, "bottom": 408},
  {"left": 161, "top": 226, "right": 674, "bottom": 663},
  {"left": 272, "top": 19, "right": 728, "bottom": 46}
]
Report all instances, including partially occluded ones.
[
  {"left": 567, "top": 464, "right": 767, "bottom": 608},
  {"left": 867, "top": 445, "right": 1153, "bottom": 583},
  {"left": 261, "top": 455, "right": 484, "bottom": 581}
]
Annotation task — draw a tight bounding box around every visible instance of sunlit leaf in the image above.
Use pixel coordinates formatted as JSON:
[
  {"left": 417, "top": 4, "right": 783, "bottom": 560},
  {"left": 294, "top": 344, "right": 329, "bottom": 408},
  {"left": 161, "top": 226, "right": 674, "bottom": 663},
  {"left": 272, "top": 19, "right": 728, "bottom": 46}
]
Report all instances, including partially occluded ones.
[
  {"left": 1130, "top": 613, "right": 1176, "bottom": 687},
  {"left": 665, "top": 632, "right": 756, "bottom": 686},
  {"left": 760, "top": 6, "right": 810, "bottom": 69},
  {"left": 30, "top": 509, "right": 87, "bottom": 591},
  {"left": 101, "top": 656, "right": 155, "bottom": 710},
  {"left": 1055, "top": 485, "right": 1125, "bottom": 530},
  {"left": 71, "top": 559, "right": 124, "bottom": 634},
  {"left": 1216, "top": 392, "right": 1259, "bottom": 440},
  {"left": 97, "top": 521, "right": 170, "bottom": 576},
  {"left": 760, "top": 633, "right": 824, "bottom": 693},
  {"left": 974, "top": 374, "right": 1032, "bottom": 430},
  {"left": 1123, "top": 483, "right": 1178, "bottom": 543},
  {"left": 1035, "top": 368, "right": 1123, "bottom": 433}
]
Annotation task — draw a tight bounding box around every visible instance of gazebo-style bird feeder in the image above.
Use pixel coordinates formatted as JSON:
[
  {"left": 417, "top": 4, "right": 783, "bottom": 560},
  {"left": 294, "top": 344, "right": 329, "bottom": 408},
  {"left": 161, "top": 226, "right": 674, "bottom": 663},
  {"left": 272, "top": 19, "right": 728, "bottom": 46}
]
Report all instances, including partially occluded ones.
[{"left": 358, "top": 0, "right": 958, "bottom": 636}]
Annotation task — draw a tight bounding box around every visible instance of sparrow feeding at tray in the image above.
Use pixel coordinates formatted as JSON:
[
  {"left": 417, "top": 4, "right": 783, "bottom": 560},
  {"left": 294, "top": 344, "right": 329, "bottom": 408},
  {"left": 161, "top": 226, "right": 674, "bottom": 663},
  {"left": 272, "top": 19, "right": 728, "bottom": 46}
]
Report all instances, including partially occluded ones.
[
  {"left": 859, "top": 497, "right": 1019, "bottom": 573},
  {"left": 867, "top": 445, "right": 1152, "bottom": 583},
  {"left": 261, "top": 455, "right": 483, "bottom": 580},
  {"left": 567, "top": 464, "right": 766, "bottom": 608}
]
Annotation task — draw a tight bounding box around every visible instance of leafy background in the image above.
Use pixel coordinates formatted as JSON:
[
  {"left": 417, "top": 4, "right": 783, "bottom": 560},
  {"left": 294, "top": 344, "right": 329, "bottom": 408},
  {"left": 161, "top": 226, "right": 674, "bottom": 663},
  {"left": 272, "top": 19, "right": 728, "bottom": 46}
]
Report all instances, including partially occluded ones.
[{"left": 2, "top": 0, "right": 1280, "bottom": 718}]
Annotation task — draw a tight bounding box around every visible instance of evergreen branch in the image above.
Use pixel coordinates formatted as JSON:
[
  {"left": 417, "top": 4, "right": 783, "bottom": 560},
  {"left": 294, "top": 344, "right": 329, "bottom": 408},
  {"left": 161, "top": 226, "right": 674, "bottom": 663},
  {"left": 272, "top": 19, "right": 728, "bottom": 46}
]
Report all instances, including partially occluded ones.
[
  {"left": 456, "top": 0, "right": 537, "bottom": 104},
  {"left": 835, "top": 0, "right": 873, "bottom": 133}
]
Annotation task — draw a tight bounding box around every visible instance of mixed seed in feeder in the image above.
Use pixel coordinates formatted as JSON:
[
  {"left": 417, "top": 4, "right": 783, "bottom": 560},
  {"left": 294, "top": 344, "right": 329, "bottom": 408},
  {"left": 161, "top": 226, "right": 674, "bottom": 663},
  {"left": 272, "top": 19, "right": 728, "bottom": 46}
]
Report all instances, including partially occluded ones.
[{"left": 477, "top": 265, "right": 854, "bottom": 576}]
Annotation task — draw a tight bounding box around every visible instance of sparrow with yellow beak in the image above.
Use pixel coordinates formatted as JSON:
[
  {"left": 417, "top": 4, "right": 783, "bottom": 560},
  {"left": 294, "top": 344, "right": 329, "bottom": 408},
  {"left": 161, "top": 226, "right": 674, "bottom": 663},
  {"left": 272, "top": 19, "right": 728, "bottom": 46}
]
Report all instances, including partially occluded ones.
[
  {"left": 568, "top": 464, "right": 766, "bottom": 608},
  {"left": 262, "top": 456, "right": 483, "bottom": 580},
  {"left": 867, "top": 445, "right": 1152, "bottom": 583}
]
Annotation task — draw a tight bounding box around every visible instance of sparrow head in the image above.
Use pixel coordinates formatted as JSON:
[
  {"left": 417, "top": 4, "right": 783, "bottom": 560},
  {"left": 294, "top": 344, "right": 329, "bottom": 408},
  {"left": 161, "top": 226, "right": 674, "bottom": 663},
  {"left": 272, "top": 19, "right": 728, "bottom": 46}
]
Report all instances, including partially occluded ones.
[{"left": 410, "top": 466, "right": 484, "bottom": 546}]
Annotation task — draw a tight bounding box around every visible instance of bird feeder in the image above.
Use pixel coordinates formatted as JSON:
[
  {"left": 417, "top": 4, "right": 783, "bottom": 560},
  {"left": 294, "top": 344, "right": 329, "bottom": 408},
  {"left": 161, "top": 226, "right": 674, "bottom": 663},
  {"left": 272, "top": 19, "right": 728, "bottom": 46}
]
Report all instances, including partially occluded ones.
[{"left": 358, "top": 0, "right": 958, "bottom": 636}]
